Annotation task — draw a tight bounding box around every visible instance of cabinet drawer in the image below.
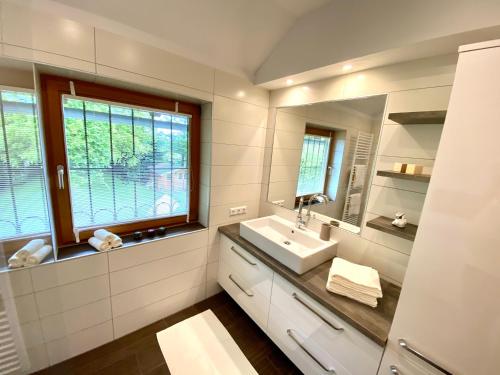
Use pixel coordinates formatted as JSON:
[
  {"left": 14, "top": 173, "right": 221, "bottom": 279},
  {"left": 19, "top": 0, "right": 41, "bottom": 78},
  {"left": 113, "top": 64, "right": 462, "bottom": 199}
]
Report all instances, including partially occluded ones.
[
  {"left": 378, "top": 342, "right": 445, "bottom": 375},
  {"left": 217, "top": 260, "right": 270, "bottom": 329},
  {"left": 220, "top": 236, "right": 273, "bottom": 298},
  {"left": 268, "top": 304, "right": 351, "bottom": 375},
  {"left": 271, "top": 274, "right": 383, "bottom": 375}
]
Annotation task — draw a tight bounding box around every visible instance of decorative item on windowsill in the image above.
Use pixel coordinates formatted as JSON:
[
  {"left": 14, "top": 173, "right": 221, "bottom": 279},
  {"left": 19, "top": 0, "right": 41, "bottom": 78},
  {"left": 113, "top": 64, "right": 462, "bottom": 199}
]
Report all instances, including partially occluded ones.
[
  {"left": 156, "top": 226, "right": 166, "bottom": 236},
  {"left": 147, "top": 229, "right": 156, "bottom": 238},
  {"left": 405, "top": 163, "right": 424, "bottom": 175},
  {"left": 133, "top": 231, "right": 143, "bottom": 241},
  {"left": 392, "top": 212, "right": 407, "bottom": 228}
]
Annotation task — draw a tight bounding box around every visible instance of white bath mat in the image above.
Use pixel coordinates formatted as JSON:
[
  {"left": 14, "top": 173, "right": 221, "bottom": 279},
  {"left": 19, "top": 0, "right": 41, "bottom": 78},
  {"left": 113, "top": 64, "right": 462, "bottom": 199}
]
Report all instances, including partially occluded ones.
[{"left": 156, "top": 309, "right": 258, "bottom": 374}]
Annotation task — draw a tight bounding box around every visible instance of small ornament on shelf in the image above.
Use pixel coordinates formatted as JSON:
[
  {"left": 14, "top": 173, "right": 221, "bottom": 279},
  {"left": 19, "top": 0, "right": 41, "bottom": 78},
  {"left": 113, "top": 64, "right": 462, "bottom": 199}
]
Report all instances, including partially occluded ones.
[{"left": 392, "top": 212, "right": 407, "bottom": 228}]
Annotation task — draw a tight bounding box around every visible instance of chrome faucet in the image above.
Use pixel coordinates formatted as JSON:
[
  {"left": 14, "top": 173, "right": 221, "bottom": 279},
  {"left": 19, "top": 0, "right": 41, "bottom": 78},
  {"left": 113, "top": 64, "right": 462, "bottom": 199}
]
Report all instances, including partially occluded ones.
[{"left": 296, "top": 194, "right": 330, "bottom": 229}]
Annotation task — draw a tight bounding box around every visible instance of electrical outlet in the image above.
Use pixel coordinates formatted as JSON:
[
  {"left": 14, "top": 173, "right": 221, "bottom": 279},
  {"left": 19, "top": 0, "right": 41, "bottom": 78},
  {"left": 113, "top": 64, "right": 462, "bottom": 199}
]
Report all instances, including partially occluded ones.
[{"left": 229, "top": 206, "right": 247, "bottom": 216}]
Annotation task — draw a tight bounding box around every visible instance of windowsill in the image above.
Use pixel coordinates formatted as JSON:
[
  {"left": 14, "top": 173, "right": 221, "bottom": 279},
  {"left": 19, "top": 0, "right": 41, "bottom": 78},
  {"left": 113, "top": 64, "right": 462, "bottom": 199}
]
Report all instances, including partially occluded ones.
[
  {"left": 57, "top": 222, "right": 206, "bottom": 262},
  {"left": 0, "top": 223, "right": 206, "bottom": 273}
]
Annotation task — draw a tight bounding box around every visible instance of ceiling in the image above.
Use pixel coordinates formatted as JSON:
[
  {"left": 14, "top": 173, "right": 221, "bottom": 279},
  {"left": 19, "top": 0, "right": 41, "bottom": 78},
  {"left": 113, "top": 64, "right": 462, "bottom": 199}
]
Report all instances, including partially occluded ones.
[{"left": 48, "top": 0, "right": 332, "bottom": 78}]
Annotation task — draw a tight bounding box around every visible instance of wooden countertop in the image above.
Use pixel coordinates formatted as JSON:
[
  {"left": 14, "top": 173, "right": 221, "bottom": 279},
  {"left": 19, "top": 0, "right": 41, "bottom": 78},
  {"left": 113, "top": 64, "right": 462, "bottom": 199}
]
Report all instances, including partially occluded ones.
[{"left": 218, "top": 223, "right": 401, "bottom": 346}]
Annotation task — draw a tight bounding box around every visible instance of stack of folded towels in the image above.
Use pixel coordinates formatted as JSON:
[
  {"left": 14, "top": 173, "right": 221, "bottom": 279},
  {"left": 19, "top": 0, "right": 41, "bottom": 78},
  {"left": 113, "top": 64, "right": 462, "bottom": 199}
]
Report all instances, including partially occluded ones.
[
  {"left": 326, "top": 257, "right": 382, "bottom": 308},
  {"left": 88, "top": 229, "right": 122, "bottom": 252},
  {"left": 8, "top": 239, "right": 52, "bottom": 268}
]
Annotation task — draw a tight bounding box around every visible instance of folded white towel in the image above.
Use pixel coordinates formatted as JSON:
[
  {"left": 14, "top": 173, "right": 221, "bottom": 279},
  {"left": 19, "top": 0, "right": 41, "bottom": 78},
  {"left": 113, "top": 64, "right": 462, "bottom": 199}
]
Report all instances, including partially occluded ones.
[
  {"left": 94, "top": 229, "right": 122, "bottom": 248},
  {"left": 17, "top": 239, "right": 45, "bottom": 260},
  {"left": 347, "top": 193, "right": 362, "bottom": 216},
  {"left": 328, "top": 257, "right": 382, "bottom": 298},
  {"left": 8, "top": 253, "right": 25, "bottom": 269},
  {"left": 88, "top": 237, "right": 111, "bottom": 252},
  {"left": 26, "top": 245, "right": 52, "bottom": 266},
  {"left": 326, "top": 282, "right": 378, "bottom": 308}
]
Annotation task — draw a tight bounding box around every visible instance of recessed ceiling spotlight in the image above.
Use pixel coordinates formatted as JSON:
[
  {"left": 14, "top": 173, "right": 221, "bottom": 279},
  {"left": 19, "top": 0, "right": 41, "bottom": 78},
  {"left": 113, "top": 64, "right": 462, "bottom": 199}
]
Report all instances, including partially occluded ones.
[
  {"left": 342, "top": 64, "right": 353, "bottom": 71},
  {"left": 286, "top": 79, "right": 294, "bottom": 85},
  {"left": 236, "top": 90, "right": 246, "bottom": 98},
  {"left": 302, "top": 86, "right": 310, "bottom": 91}
]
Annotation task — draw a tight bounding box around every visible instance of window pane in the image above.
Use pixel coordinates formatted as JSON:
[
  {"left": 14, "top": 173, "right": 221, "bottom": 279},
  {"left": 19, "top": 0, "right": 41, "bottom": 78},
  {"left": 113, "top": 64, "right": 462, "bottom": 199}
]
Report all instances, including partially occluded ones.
[
  {"left": 62, "top": 97, "right": 191, "bottom": 229},
  {"left": 0, "top": 90, "right": 50, "bottom": 240},
  {"left": 296, "top": 134, "right": 330, "bottom": 197}
]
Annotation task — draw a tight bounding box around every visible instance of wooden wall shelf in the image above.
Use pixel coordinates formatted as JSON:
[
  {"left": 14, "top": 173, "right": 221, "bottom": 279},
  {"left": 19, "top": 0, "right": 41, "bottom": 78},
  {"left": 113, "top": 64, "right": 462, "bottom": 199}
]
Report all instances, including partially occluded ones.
[
  {"left": 366, "top": 216, "right": 418, "bottom": 241},
  {"left": 388, "top": 111, "right": 446, "bottom": 125},
  {"left": 377, "top": 170, "right": 431, "bottom": 183}
]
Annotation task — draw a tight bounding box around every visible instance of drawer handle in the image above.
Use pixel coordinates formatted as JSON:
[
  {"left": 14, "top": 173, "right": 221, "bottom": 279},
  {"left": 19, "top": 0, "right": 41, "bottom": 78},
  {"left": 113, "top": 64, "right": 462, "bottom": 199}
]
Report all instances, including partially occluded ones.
[
  {"left": 398, "top": 339, "right": 452, "bottom": 375},
  {"left": 292, "top": 292, "right": 343, "bottom": 331},
  {"left": 287, "top": 329, "right": 336, "bottom": 374},
  {"left": 230, "top": 246, "right": 257, "bottom": 266},
  {"left": 228, "top": 274, "right": 254, "bottom": 297},
  {"left": 390, "top": 365, "right": 400, "bottom": 374}
]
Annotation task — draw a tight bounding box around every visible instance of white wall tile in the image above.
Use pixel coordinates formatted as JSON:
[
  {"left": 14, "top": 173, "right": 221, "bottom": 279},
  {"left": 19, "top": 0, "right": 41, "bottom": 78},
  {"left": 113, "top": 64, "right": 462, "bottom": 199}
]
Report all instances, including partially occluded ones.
[
  {"left": 212, "top": 120, "right": 266, "bottom": 147},
  {"left": 206, "top": 261, "right": 219, "bottom": 281},
  {"left": 272, "top": 129, "right": 304, "bottom": 150},
  {"left": 213, "top": 96, "right": 267, "bottom": 127},
  {"left": 20, "top": 320, "right": 44, "bottom": 348},
  {"left": 366, "top": 185, "right": 426, "bottom": 224},
  {"left": 14, "top": 294, "right": 39, "bottom": 324},
  {"left": 211, "top": 144, "right": 264, "bottom": 166},
  {"left": 30, "top": 253, "right": 108, "bottom": 292},
  {"left": 207, "top": 243, "right": 220, "bottom": 263},
  {"left": 46, "top": 321, "right": 113, "bottom": 365},
  {"left": 275, "top": 110, "right": 307, "bottom": 133},
  {"left": 112, "top": 266, "right": 206, "bottom": 317},
  {"left": 206, "top": 279, "right": 222, "bottom": 298},
  {"left": 108, "top": 230, "right": 208, "bottom": 272},
  {"left": 214, "top": 70, "right": 269, "bottom": 108},
  {"left": 208, "top": 200, "right": 259, "bottom": 226},
  {"left": 211, "top": 166, "right": 263, "bottom": 186},
  {"left": 26, "top": 344, "right": 50, "bottom": 373},
  {"left": 1, "top": 269, "right": 33, "bottom": 297},
  {"left": 110, "top": 247, "right": 207, "bottom": 295},
  {"left": 113, "top": 285, "right": 206, "bottom": 338},
  {"left": 35, "top": 275, "right": 110, "bottom": 318},
  {"left": 210, "top": 184, "right": 261, "bottom": 207},
  {"left": 378, "top": 124, "right": 444, "bottom": 159},
  {"left": 96, "top": 29, "right": 214, "bottom": 93},
  {"left": 40, "top": 298, "right": 112, "bottom": 342}
]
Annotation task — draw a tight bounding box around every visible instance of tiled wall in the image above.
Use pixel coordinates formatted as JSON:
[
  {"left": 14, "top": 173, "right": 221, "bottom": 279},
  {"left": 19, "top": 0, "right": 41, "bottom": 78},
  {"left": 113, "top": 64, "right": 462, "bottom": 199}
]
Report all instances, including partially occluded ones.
[
  {"left": 2, "top": 72, "right": 269, "bottom": 371},
  {"left": 0, "top": 3, "right": 270, "bottom": 370}
]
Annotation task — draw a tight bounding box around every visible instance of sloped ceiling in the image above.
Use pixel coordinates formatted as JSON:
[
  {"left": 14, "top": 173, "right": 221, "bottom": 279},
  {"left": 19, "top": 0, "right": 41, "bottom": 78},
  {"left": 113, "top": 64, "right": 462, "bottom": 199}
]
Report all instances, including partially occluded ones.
[
  {"left": 48, "top": 0, "right": 332, "bottom": 78},
  {"left": 255, "top": 0, "right": 500, "bottom": 87}
]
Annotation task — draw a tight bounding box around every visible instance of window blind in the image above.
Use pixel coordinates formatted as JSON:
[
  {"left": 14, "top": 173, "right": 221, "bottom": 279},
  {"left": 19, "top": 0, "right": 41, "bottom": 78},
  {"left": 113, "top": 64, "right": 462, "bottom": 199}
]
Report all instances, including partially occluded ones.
[
  {"left": 0, "top": 90, "right": 50, "bottom": 240},
  {"left": 62, "top": 96, "right": 191, "bottom": 230}
]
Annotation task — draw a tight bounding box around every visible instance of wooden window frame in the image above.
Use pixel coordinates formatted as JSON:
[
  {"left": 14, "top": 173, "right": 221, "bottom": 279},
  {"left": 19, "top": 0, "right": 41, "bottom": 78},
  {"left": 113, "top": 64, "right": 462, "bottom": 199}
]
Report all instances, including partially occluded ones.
[
  {"left": 40, "top": 75, "right": 200, "bottom": 245},
  {"left": 295, "top": 126, "right": 337, "bottom": 206}
]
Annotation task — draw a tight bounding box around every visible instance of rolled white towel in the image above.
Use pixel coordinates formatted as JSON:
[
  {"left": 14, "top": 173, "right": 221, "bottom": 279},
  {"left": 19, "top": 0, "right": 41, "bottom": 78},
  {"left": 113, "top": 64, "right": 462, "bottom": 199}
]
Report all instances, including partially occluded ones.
[
  {"left": 17, "top": 239, "right": 45, "bottom": 260},
  {"left": 88, "top": 237, "right": 111, "bottom": 252},
  {"left": 26, "top": 245, "right": 52, "bottom": 266},
  {"left": 94, "top": 229, "right": 122, "bottom": 248},
  {"left": 8, "top": 252, "right": 25, "bottom": 269}
]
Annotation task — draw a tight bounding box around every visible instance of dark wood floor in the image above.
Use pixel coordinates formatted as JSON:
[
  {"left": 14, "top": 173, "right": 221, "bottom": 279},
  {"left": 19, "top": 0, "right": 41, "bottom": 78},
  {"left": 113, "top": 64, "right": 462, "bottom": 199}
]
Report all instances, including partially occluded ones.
[{"left": 34, "top": 291, "right": 301, "bottom": 375}]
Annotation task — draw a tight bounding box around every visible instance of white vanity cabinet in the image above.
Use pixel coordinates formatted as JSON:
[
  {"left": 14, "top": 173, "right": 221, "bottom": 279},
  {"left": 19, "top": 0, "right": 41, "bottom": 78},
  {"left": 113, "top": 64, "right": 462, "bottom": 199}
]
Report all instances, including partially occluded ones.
[
  {"left": 217, "top": 235, "right": 273, "bottom": 330},
  {"left": 268, "top": 274, "right": 383, "bottom": 375},
  {"left": 217, "top": 234, "right": 384, "bottom": 374},
  {"left": 378, "top": 40, "right": 500, "bottom": 375}
]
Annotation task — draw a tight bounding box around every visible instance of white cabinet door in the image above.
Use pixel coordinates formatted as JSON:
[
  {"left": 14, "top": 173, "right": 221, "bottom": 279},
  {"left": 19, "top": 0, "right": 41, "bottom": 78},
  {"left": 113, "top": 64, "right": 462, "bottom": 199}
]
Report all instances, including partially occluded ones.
[
  {"left": 217, "top": 235, "right": 273, "bottom": 330},
  {"left": 1, "top": 2, "right": 95, "bottom": 72},
  {"left": 383, "top": 40, "right": 500, "bottom": 375}
]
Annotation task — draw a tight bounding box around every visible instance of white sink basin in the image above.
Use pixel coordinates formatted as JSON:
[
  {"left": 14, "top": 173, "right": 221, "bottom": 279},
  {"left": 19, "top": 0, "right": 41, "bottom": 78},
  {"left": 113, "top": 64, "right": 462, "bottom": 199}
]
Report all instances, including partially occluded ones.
[{"left": 240, "top": 215, "right": 337, "bottom": 275}]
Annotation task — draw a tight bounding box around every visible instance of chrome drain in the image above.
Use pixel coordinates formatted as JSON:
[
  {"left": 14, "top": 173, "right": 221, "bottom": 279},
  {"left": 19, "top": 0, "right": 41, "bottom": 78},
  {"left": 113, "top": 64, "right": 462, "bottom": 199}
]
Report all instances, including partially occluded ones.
[{"left": 283, "top": 240, "right": 291, "bottom": 245}]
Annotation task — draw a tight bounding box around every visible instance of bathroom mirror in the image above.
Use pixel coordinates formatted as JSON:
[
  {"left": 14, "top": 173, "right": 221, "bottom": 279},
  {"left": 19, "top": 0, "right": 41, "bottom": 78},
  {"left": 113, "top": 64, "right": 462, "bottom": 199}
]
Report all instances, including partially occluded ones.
[{"left": 267, "top": 95, "right": 387, "bottom": 234}]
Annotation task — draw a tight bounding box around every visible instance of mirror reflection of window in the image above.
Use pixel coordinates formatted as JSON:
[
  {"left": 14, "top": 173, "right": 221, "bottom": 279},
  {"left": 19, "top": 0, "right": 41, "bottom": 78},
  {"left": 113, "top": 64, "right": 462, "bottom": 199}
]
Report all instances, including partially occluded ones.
[{"left": 296, "top": 126, "right": 346, "bottom": 204}]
